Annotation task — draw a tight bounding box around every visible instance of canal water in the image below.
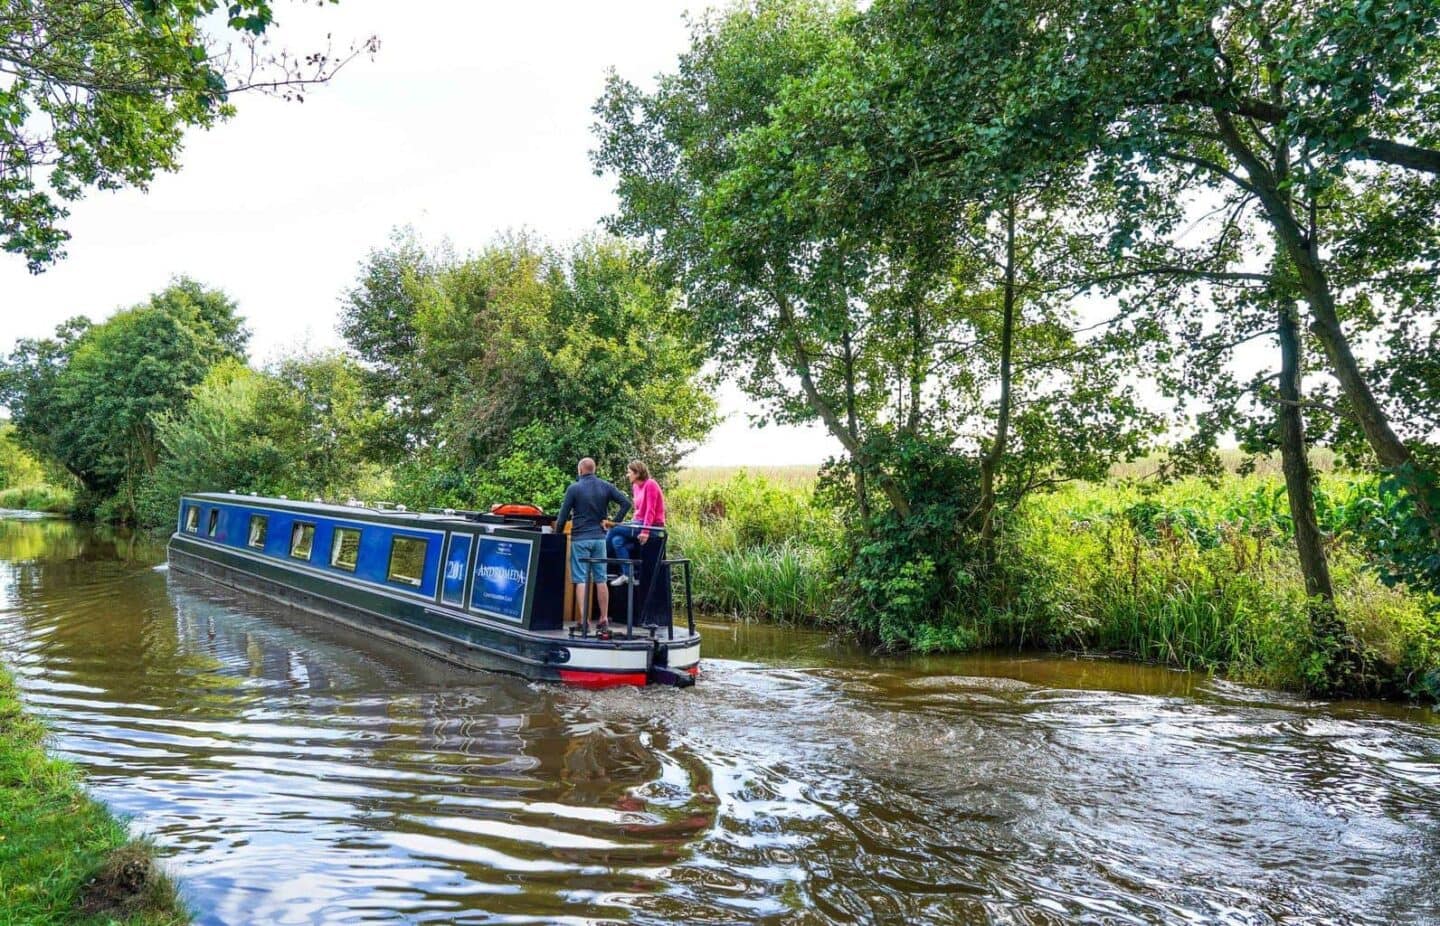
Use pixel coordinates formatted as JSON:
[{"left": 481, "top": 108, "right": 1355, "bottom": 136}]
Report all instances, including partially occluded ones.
[{"left": 1, "top": 518, "right": 1438, "bottom": 925}]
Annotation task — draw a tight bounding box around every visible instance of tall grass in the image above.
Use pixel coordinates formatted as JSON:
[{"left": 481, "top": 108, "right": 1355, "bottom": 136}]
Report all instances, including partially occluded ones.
[
  {"left": 990, "top": 476, "right": 1440, "bottom": 697},
  {"left": 668, "top": 466, "right": 1440, "bottom": 699},
  {"left": 665, "top": 470, "right": 836, "bottom": 622}
]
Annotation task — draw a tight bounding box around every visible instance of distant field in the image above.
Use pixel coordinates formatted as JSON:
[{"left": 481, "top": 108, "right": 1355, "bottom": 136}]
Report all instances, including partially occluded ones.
[
  {"left": 680, "top": 450, "right": 1338, "bottom": 487},
  {"left": 676, "top": 465, "right": 819, "bottom": 487},
  {"left": 1109, "top": 448, "right": 1338, "bottom": 479}
]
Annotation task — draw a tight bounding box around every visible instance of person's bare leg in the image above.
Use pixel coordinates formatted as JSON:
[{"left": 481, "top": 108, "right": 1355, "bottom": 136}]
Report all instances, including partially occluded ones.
[
  {"left": 596, "top": 582, "right": 610, "bottom": 626},
  {"left": 573, "top": 582, "right": 588, "bottom": 628}
]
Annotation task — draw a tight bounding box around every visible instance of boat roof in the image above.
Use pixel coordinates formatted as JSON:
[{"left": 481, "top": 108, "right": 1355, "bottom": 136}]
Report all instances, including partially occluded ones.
[{"left": 183, "top": 491, "right": 540, "bottom": 531}]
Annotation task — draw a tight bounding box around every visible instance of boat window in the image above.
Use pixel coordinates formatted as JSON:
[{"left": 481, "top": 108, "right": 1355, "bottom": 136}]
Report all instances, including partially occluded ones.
[
  {"left": 331, "top": 528, "right": 361, "bottom": 572},
  {"left": 441, "top": 534, "right": 472, "bottom": 607},
  {"left": 247, "top": 515, "right": 267, "bottom": 549},
  {"left": 387, "top": 536, "right": 427, "bottom": 587},
  {"left": 184, "top": 506, "right": 199, "bottom": 533},
  {"left": 290, "top": 522, "right": 316, "bottom": 560},
  {"left": 206, "top": 509, "right": 219, "bottom": 537}
]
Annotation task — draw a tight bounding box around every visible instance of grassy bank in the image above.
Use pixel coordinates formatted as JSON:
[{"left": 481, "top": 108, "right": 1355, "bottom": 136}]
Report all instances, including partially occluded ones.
[
  {"left": 670, "top": 467, "right": 1440, "bottom": 701},
  {"left": 0, "top": 484, "right": 75, "bottom": 515},
  {"left": 0, "top": 666, "right": 186, "bottom": 925}
]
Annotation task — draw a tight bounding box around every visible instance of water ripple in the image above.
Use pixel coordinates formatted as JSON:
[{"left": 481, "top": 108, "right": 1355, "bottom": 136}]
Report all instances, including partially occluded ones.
[{"left": 0, "top": 523, "right": 1437, "bottom": 924}]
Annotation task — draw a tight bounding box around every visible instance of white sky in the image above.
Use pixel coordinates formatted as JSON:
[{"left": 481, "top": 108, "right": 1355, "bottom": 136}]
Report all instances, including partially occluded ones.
[{"left": 0, "top": 0, "right": 840, "bottom": 466}]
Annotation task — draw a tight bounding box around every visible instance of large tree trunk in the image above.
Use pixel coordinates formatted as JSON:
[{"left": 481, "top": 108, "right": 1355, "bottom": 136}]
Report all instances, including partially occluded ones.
[
  {"left": 1276, "top": 293, "right": 1357, "bottom": 692},
  {"left": 977, "top": 198, "right": 1017, "bottom": 560},
  {"left": 1276, "top": 296, "right": 1333, "bottom": 601}
]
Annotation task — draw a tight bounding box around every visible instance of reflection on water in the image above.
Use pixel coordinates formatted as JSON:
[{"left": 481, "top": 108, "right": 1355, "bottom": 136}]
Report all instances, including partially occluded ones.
[{"left": 1, "top": 518, "right": 1438, "bottom": 925}]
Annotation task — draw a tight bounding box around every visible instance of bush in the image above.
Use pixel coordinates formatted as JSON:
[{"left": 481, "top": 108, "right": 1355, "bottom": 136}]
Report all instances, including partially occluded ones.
[{"left": 819, "top": 440, "right": 996, "bottom": 652}]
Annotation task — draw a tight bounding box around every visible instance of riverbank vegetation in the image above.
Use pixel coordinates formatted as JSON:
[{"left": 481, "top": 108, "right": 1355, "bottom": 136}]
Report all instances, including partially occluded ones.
[
  {"left": 3, "top": 0, "right": 1440, "bottom": 702},
  {"left": 0, "top": 425, "right": 73, "bottom": 515},
  {"left": 0, "top": 666, "right": 186, "bottom": 925},
  {"left": 672, "top": 467, "right": 1440, "bottom": 701}
]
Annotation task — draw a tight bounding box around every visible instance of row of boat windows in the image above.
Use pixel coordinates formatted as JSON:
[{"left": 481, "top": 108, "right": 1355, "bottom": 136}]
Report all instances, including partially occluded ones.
[{"left": 184, "top": 505, "right": 427, "bottom": 588}]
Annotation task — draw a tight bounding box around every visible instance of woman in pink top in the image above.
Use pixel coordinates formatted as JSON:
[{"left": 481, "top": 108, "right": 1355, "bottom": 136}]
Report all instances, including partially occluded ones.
[{"left": 606, "top": 460, "right": 666, "bottom": 585}]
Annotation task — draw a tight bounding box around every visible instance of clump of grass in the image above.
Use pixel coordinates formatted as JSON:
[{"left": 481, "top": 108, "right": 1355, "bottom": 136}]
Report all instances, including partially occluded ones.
[
  {"left": 672, "top": 525, "right": 833, "bottom": 621},
  {"left": 0, "top": 666, "right": 187, "bottom": 925},
  {"left": 1001, "top": 475, "right": 1440, "bottom": 699},
  {"left": 665, "top": 471, "right": 838, "bottom": 623},
  {"left": 0, "top": 483, "right": 75, "bottom": 514}
]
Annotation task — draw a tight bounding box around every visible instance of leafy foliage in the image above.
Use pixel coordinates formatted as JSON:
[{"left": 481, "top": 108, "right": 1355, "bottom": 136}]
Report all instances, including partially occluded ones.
[
  {"left": 0, "top": 278, "right": 248, "bottom": 516},
  {"left": 134, "top": 354, "right": 387, "bottom": 527},
  {"left": 343, "top": 232, "right": 717, "bottom": 511},
  {"left": 0, "top": 0, "right": 374, "bottom": 270}
]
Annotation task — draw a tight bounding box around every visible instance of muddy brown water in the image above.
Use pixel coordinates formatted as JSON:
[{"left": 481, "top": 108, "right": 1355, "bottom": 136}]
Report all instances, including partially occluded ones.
[{"left": 1, "top": 516, "right": 1437, "bottom": 925}]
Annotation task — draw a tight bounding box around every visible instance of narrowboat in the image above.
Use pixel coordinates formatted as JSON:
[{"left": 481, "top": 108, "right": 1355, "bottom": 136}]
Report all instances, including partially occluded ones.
[{"left": 166, "top": 492, "right": 700, "bottom": 688}]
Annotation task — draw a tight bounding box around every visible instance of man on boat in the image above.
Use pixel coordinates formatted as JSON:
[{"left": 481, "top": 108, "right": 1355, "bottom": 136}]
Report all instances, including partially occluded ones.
[{"left": 554, "top": 457, "right": 631, "bottom": 634}]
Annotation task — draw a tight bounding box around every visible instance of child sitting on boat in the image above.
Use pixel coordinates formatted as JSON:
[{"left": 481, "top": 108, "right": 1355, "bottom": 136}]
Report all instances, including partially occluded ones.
[{"left": 606, "top": 460, "right": 666, "bottom": 586}]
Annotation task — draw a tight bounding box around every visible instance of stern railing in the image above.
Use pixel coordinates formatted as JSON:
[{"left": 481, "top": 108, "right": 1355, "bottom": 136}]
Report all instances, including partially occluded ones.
[{"left": 573, "top": 554, "right": 695, "bottom": 641}]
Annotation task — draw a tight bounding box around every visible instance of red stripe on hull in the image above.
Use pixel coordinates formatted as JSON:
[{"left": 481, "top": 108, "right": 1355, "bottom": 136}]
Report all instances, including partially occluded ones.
[{"left": 559, "top": 670, "right": 649, "bottom": 689}]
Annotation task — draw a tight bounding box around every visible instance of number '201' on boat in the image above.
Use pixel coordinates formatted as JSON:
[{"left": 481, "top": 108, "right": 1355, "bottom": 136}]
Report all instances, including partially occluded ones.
[{"left": 166, "top": 493, "right": 700, "bottom": 688}]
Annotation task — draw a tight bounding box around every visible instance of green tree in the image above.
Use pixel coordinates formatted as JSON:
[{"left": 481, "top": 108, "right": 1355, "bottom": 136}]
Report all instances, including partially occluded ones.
[
  {"left": 341, "top": 231, "right": 717, "bottom": 511},
  {"left": 339, "top": 227, "right": 438, "bottom": 457},
  {"left": 135, "top": 353, "right": 385, "bottom": 527},
  {"left": 0, "top": 278, "right": 248, "bottom": 516},
  {"left": 592, "top": 0, "right": 1157, "bottom": 647},
  {"left": 1, "top": 0, "right": 376, "bottom": 271}
]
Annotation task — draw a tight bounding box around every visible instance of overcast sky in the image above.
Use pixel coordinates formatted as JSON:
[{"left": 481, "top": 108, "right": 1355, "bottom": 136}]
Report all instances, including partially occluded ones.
[{"left": 0, "top": 0, "right": 841, "bottom": 466}]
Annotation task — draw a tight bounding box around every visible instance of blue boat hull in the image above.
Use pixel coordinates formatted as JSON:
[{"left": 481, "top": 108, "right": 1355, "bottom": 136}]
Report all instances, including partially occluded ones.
[{"left": 168, "top": 532, "right": 698, "bottom": 688}]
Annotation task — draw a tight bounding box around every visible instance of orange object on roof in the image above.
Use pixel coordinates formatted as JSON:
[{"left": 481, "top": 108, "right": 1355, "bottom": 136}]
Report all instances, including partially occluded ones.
[{"left": 490, "top": 503, "right": 544, "bottom": 517}]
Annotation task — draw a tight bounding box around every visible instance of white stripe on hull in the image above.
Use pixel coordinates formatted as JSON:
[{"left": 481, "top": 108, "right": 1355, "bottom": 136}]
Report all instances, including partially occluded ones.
[
  {"left": 667, "top": 643, "right": 700, "bottom": 669},
  {"left": 563, "top": 645, "right": 651, "bottom": 672}
]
